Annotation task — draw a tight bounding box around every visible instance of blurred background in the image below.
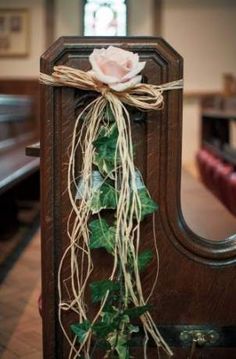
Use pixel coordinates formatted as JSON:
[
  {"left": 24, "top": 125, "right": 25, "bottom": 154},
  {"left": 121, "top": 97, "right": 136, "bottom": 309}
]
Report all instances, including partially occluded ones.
[{"left": 0, "top": 1, "right": 236, "bottom": 358}]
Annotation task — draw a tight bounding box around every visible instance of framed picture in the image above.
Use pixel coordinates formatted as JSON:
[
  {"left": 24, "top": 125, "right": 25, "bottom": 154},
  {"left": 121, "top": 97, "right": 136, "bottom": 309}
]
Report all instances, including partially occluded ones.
[{"left": 0, "top": 9, "right": 29, "bottom": 57}]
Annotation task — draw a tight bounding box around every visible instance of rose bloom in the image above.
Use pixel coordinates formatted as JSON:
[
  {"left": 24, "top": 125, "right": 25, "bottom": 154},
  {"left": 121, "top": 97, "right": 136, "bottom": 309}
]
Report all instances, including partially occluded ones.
[{"left": 89, "top": 46, "right": 146, "bottom": 92}]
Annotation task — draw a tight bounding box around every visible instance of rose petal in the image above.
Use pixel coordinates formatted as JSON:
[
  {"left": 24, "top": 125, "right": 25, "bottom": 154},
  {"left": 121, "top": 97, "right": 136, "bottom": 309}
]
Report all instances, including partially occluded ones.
[
  {"left": 121, "top": 62, "right": 146, "bottom": 81},
  {"left": 109, "top": 75, "right": 142, "bottom": 92},
  {"left": 106, "top": 46, "right": 134, "bottom": 64},
  {"left": 89, "top": 50, "right": 118, "bottom": 84},
  {"left": 99, "top": 59, "right": 128, "bottom": 80}
]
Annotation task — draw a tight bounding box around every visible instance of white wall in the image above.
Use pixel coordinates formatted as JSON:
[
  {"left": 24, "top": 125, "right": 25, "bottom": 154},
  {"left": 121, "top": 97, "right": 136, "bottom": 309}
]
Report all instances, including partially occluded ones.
[
  {"left": 55, "top": 0, "right": 82, "bottom": 38},
  {"left": 162, "top": 0, "right": 236, "bottom": 164},
  {"left": 0, "top": 0, "right": 46, "bottom": 78},
  {"left": 162, "top": 0, "right": 236, "bottom": 92},
  {"left": 128, "top": 0, "right": 154, "bottom": 36}
]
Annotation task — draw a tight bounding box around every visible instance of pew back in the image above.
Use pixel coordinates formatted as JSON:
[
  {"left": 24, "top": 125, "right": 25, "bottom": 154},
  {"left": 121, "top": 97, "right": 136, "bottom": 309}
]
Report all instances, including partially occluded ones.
[{"left": 40, "top": 37, "right": 236, "bottom": 359}]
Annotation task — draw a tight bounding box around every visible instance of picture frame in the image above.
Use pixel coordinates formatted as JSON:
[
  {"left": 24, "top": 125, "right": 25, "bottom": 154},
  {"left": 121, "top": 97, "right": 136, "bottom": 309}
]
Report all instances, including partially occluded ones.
[{"left": 0, "top": 9, "right": 30, "bottom": 57}]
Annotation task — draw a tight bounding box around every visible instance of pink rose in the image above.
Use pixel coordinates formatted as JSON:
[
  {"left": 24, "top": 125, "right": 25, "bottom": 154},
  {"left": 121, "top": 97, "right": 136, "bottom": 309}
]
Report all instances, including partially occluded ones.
[{"left": 89, "top": 46, "right": 146, "bottom": 92}]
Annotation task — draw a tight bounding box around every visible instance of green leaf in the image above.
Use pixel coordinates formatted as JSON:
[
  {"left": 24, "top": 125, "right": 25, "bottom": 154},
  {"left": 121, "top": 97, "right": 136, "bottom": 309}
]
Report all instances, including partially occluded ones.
[
  {"left": 101, "top": 307, "right": 119, "bottom": 323},
  {"left": 90, "top": 182, "right": 117, "bottom": 214},
  {"left": 115, "top": 337, "right": 130, "bottom": 359},
  {"left": 90, "top": 280, "right": 119, "bottom": 303},
  {"left": 89, "top": 219, "right": 116, "bottom": 254},
  {"left": 128, "top": 324, "right": 139, "bottom": 334},
  {"left": 76, "top": 171, "right": 104, "bottom": 200},
  {"left": 107, "top": 333, "right": 129, "bottom": 359},
  {"left": 93, "top": 320, "right": 117, "bottom": 338},
  {"left": 93, "top": 321, "right": 114, "bottom": 338},
  {"left": 93, "top": 124, "right": 119, "bottom": 178},
  {"left": 123, "top": 305, "right": 151, "bottom": 319},
  {"left": 138, "top": 250, "right": 153, "bottom": 272},
  {"left": 138, "top": 188, "right": 158, "bottom": 219},
  {"left": 93, "top": 307, "right": 120, "bottom": 338},
  {"left": 70, "top": 320, "right": 90, "bottom": 343}
]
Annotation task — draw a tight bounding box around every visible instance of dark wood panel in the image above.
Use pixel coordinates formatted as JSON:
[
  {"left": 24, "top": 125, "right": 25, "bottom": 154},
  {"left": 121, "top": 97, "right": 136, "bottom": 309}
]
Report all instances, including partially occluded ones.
[{"left": 0, "top": 144, "right": 39, "bottom": 195}]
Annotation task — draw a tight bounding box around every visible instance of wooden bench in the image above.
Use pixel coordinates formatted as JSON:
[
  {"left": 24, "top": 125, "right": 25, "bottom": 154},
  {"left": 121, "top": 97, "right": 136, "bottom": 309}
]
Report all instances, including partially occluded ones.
[{"left": 0, "top": 94, "right": 40, "bottom": 237}]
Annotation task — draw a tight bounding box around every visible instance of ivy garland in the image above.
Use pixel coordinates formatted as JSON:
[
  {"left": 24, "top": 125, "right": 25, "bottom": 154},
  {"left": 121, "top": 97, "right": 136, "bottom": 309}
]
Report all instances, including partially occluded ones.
[{"left": 70, "top": 106, "right": 160, "bottom": 358}]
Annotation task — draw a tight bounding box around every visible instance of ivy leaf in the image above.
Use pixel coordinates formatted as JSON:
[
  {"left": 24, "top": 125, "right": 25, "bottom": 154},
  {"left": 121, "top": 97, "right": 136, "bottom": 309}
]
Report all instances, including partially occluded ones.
[
  {"left": 138, "top": 250, "right": 153, "bottom": 272},
  {"left": 70, "top": 320, "right": 91, "bottom": 343},
  {"left": 93, "top": 320, "right": 117, "bottom": 338},
  {"left": 90, "top": 182, "right": 117, "bottom": 214},
  {"left": 138, "top": 188, "right": 158, "bottom": 220},
  {"left": 123, "top": 305, "right": 151, "bottom": 319},
  {"left": 90, "top": 280, "right": 119, "bottom": 303},
  {"left": 94, "top": 124, "right": 118, "bottom": 150},
  {"left": 93, "top": 307, "right": 120, "bottom": 338},
  {"left": 128, "top": 324, "right": 139, "bottom": 334},
  {"left": 75, "top": 171, "right": 104, "bottom": 200},
  {"left": 93, "top": 124, "right": 119, "bottom": 178},
  {"left": 107, "top": 333, "right": 129, "bottom": 359},
  {"left": 101, "top": 307, "right": 119, "bottom": 323},
  {"left": 115, "top": 337, "right": 130, "bottom": 359},
  {"left": 93, "top": 321, "right": 115, "bottom": 338},
  {"left": 89, "top": 219, "right": 116, "bottom": 254}
]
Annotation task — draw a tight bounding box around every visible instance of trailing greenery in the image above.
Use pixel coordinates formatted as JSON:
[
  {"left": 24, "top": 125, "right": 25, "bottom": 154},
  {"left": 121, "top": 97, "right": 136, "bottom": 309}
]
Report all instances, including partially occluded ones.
[
  {"left": 89, "top": 219, "right": 116, "bottom": 254},
  {"left": 90, "top": 182, "right": 117, "bottom": 214},
  {"left": 93, "top": 124, "right": 120, "bottom": 179},
  {"left": 70, "top": 105, "right": 158, "bottom": 358}
]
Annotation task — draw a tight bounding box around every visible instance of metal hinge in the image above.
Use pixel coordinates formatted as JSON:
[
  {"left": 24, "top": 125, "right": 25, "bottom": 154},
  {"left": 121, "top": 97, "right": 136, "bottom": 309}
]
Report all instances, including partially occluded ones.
[{"left": 131, "top": 325, "right": 236, "bottom": 348}]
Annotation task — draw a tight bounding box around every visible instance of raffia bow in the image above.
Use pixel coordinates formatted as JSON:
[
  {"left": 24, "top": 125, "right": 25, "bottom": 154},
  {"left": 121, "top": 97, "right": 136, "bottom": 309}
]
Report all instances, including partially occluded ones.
[
  {"left": 40, "top": 65, "right": 182, "bottom": 359},
  {"left": 40, "top": 65, "right": 182, "bottom": 109}
]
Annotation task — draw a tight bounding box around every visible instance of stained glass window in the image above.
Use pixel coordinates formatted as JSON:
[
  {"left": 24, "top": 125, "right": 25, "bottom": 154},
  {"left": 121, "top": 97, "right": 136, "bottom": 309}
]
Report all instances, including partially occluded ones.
[{"left": 84, "top": 0, "right": 127, "bottom": 36}]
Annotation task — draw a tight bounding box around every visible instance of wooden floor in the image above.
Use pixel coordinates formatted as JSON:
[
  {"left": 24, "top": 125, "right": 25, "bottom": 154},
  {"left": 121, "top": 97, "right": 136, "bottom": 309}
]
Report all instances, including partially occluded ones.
[{"left": 0, "top": 230, "right": 42, "bottom": 359}]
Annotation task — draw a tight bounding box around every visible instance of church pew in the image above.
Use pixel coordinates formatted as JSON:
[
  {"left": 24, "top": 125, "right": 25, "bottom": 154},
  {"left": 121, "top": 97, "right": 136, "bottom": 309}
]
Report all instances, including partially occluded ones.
[
  {"left": 0, "top": 95, "right": 39, "bottom": 237},
  {"left": 40, "top": 37, "right": 236, "bottom": 359}
]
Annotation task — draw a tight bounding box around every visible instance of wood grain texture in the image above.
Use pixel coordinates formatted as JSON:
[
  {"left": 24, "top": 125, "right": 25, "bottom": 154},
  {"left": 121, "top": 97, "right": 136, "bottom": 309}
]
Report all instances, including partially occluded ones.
[{"left": 40, "top": 37, "right": 236, "bottom": 358}]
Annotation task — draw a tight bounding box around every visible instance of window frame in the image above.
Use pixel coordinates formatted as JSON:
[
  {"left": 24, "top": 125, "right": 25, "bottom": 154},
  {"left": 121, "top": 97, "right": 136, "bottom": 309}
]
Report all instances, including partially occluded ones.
[{"left": 82, "top": 0, "right": 128, "bottom": 37}]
